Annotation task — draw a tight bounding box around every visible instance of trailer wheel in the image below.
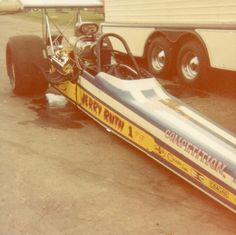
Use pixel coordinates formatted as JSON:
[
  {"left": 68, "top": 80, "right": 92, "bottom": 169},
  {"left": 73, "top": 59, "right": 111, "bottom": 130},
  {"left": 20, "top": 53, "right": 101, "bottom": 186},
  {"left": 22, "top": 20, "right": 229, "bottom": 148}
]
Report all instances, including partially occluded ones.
[
  {"left": 147, "top": 37, "right": 172, "bottom": 79},
  {"left": 6, "top": 35, "right": 48, "bottom": 95},
  {"left": 177, "top": 40, "right": 209, "bottom": 86}
]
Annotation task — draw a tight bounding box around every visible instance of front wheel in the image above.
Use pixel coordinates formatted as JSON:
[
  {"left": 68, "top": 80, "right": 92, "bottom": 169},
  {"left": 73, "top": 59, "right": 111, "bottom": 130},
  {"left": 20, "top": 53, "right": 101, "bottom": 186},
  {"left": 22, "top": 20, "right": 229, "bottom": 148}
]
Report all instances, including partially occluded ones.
[
  {"left": 177, "top": 40, "right": 209, "bottom": 86},
  {"left": 147, "top": 37, "right": 173, "bottom": 79}
]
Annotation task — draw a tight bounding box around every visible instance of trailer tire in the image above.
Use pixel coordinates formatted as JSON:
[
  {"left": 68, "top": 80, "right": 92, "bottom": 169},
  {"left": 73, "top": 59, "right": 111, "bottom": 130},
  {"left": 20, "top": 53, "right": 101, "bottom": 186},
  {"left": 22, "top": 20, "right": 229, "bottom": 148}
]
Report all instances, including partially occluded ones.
[
  {"left": 6, "top": 35, "right": 48, "bottom": 95},
  {"left": 147, "top": 37, "right": 172, "bottom": 79},
  {"left": 177, "top": 40, "right": 209, "bottom": 86}
]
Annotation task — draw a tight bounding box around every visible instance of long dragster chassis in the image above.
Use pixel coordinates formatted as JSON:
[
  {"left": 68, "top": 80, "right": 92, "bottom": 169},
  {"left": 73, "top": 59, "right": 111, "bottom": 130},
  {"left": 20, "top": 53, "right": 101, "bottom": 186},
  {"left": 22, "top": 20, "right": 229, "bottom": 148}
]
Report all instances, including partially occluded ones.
[
  {"left": 54, "top": 68, "right": 236, "bottom": 213},
  {"left": 4, "top": 0, "right": 236, "bottom": 213}
]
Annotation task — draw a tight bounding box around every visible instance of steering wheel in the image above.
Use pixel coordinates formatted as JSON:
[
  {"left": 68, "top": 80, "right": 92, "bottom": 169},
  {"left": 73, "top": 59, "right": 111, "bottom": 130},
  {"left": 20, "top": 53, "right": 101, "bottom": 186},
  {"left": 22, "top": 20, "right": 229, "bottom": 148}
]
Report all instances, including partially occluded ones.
[
  {"left": 106, "top": 63, "right": 119, "bottom": 75},
  {"left": 96, "top": 33, "right": 142, "bottom": 79},
  {"left": 106, "top": 63, "right": 139, "bottom": 80}
]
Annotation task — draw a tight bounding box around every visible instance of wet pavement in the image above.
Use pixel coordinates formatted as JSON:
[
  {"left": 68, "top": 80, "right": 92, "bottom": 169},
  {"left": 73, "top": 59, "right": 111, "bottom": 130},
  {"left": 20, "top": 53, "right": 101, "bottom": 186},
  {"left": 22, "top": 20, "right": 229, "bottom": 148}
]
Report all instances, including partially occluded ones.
[{"left": 21, "top": 94, "right": 88, "bottom": 129}]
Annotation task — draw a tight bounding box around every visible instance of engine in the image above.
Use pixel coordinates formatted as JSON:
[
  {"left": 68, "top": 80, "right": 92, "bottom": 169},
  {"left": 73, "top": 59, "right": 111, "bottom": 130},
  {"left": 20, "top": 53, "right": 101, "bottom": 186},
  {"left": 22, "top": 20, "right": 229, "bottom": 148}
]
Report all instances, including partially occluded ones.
[
  {"left": 47, "top": 22, "right": 99, "bottom": 84},
  {"left": 51, "top": 46, "right": 74, "bottom": 76}
]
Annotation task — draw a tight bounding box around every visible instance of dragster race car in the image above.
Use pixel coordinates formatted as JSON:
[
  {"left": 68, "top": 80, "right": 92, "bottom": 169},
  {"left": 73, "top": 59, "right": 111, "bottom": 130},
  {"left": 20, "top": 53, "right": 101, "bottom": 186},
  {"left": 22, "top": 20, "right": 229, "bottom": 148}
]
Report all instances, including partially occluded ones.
[{"left": 3, "top": 0, "right": 236, "bottom": 213}]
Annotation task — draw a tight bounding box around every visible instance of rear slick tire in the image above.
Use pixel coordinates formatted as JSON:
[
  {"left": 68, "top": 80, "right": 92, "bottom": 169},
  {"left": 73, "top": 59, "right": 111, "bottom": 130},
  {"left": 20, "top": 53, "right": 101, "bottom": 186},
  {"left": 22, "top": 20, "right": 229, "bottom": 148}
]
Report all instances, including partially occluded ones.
[{"left": 6, "top": 35, "right": 48, "bottom": 96}]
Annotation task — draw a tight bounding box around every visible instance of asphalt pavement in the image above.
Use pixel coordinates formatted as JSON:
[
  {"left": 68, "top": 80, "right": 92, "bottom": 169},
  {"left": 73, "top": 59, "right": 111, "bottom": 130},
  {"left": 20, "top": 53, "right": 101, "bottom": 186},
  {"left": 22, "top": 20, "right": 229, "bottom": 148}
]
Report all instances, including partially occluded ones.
[{"left": 0, "top": 14, "right": 236, "bottom": 235}]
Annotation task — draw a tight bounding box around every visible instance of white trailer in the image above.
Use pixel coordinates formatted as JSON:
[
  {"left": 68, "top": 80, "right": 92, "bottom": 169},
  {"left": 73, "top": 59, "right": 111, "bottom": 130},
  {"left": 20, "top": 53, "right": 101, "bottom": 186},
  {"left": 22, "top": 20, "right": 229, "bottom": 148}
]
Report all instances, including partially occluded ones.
[{"left": 101, "top": 0, "right": 236, "bottom": 85}]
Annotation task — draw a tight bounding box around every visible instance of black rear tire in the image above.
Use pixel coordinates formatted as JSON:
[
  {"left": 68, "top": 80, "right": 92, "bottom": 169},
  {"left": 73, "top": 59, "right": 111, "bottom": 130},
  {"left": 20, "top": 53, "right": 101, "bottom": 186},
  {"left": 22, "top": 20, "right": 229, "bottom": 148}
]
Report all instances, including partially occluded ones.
[
  {"left": 177, "top": 40, "right": 209, "bottom": 86},
  {"left": 147, "top": 37, "right": 173, "bottom": 79},
  {"left": 6, "top": 35, "right": 48, "bottom": 95}
]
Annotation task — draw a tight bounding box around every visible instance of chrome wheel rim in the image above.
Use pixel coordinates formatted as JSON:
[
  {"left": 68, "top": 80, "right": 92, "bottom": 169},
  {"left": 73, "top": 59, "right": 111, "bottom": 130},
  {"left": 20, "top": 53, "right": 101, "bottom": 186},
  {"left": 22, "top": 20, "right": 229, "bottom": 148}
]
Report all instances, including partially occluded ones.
[
  {"left": 181, "top": 52, "right": 200, "bottom": 80},
  {"left": 151, "top": 47, "right": 166, "bottom": 72}
]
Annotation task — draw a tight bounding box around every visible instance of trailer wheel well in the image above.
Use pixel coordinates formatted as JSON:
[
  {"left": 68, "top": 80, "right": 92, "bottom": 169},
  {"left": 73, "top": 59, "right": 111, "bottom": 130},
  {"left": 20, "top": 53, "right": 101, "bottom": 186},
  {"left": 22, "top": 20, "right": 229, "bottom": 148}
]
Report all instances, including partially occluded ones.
[
  {"left": 144, "top": 31, "right": 210, "bottom": 64},
  {"left": 175, "top": 33, "right": 210, "bottom": 65},
  {"left": 144, "top": 32, "right": 167, "bottom": 58},
  {"left": 175, "top": 33, "right": 211, "bottom": 85}
]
